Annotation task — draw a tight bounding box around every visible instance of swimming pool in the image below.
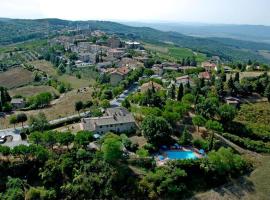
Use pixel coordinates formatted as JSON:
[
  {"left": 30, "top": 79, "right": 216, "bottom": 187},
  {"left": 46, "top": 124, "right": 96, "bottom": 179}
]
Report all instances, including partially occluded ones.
[{"left": 165, "top": 150, "right": 197, "bottom": 160}]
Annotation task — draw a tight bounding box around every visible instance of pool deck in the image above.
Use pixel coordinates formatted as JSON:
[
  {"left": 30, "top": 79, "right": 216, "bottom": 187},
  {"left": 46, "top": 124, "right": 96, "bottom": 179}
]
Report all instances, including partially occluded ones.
[{"left": 156, "top": 146, "right": 205, "bottom": 166}]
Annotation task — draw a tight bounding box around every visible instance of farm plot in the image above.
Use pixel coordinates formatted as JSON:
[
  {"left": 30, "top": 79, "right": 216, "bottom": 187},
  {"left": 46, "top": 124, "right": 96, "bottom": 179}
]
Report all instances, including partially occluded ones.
[
  {"left": 0, "top": 67, "right": 33, "bottom": 88},
  {"left": 9, "top": 85, "right": 59, "bottom": 97},
  {"left": 28, "top": 60, "right": 57, "bottom": 76}
]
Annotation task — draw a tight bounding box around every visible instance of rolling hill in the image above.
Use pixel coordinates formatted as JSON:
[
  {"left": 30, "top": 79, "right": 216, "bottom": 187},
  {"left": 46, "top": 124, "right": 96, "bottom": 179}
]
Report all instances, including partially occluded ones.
[{"left": 1, "top": 18, "right": 270, "bottom": 63}]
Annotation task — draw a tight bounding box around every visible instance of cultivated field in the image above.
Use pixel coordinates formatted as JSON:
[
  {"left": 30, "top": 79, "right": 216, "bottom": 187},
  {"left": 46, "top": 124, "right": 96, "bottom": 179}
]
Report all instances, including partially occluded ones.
[
  {"left": 9, "top": 85, "right": 59, "bottom": 97},
  {"left": 28, "top": 60, "right": 57, "bottom": 76},
  {"left": 144, "top": 43, "right": 207, "bottom": 62},
  {"left": 0, "top": 67, "right": 33, "bottom": 88},
  {"left": 226, "top": 71, "right": 270, "bottom": 80}
]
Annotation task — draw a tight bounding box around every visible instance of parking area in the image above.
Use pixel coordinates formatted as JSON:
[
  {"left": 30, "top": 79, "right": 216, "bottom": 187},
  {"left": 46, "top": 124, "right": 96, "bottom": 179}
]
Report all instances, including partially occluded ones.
[{"left": 0, "top": 128, "right": 28, "bottom": 148}]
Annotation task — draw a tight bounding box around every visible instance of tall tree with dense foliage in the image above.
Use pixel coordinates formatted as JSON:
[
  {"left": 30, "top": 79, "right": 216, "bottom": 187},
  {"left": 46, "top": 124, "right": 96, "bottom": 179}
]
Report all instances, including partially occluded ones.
[
  {"left": 206, "top": 147, "right": 247, "bottom": 177},
  {"left": 28, "top": 92, "right": 52, "bottom": 108},
  {"left": 179, "top": 127, "right": 192, "bottom": 145},
  {"left": 192, "top": 115, "right": 206, "bottom": 133},
  {"left": 139, "top": 166, "right": 187, "bottom": 199},
  {"left": 56, "top": 132, "right": 74, "bottom": 149},
  {"left": 16, "top": 113, "right": 27, "bottom": 127},
  {"left": 74, "top": 131, "right": 93, "bottom": 147},
  {"left": 141, "top": 115, "right": 172, "bottom": 147},
  {"left": 206, "top": 120, "right": 223, "bottom": 151},
  {"left": 227, "top": 76, "right": 235, "bottom": 96},
  {"left": 101, "top": 134, "right": 123, "bottom": 163},
  {"left": 215, "top": 78, "right": 224, "bottom": 97},
  {"left": 177, "top": 83, "right": 184, "bottom": 101},
  {"left": 29, "top": 112, "right": 49, "bottom": 132},
  {"left": 9, "top": 115, "right": 17, "bottom": 128},
  {"left": 218, "top": 104, "right": 237, "bottom": 124},
  {"left": 234, "top": 72, "right": 240, "bottom": 83},
  {"left": 168, "top": 83, "right": 176, "bottom": 99},
  {"left": 75, "top": 101, "right": 83, "bottom": 115},
  {"left": 265, "top": 83, "right": 270, "bottom": 102}
]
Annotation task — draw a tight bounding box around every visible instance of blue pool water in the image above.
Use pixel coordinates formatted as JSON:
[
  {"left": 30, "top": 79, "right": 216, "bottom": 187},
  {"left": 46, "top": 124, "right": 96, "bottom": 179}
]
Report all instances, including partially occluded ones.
[{"left": 165, "top": 150, "right": 197, "bottom": 160}]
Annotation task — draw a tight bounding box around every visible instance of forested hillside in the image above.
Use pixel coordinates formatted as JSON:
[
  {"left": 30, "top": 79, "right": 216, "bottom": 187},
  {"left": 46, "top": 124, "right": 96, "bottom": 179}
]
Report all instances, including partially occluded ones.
[{"left": 1, "top": 18, "right": 270, "bottom": 63}]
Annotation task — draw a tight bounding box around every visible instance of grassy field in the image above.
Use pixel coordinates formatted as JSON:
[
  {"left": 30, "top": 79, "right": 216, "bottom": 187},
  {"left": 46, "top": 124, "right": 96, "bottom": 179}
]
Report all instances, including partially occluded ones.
[
  {"left": 0, "top": 87, "right": 93, "bottom": 129},
  {"left": 0, "top": 67, "right": 33, "bottom": 88},
  {"left": 29, "top": 60, "right": 96, "bottom": 89},
  {"left": 144, "top": 43, "right": 207, "bottom": 63},
  {"left": 192, "top": 155, "right": 270, "bottom": 200},
  {"left": 28, "top": 60, "right": 57, "bottom": 76},
  {"left": 9, "top": 85, "right": 59, "bottom": 97},
  {"left": 143, "top": 43, "right": 169, "bottom": 53},
  {"left": 226, "top": 71, "right": 270, "bottom": 81},
  {"left": 58, "top": 75, "right": 92, "bottom": 89}
]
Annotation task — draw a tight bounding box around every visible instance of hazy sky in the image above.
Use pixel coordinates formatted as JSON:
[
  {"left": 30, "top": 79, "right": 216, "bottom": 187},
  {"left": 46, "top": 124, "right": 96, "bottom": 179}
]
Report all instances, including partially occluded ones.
[{"left": 1, "top": 0, "right": 269, "bottom": 25}]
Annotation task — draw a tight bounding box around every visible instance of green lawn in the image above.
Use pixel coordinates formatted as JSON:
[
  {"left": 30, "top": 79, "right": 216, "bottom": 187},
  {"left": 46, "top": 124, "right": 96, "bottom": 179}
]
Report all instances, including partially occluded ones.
[{"left": 144, "top": 42, "right": 207, "bottom": 63}]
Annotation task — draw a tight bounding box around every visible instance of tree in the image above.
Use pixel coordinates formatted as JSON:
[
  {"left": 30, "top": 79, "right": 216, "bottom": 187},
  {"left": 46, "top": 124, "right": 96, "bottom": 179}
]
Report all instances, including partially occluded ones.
[
  {"left": 75, "top": 101, "right": 83, "bottom": 115},
  {"left": 9, "top": 115, "right": 17, "bottom": 128},
  {"left": 227, "top": 76, "right": 235, "bottom": 96},
  {"left": 28, "top": 92, "right": 53, "bottom": 109},
  {"left": 25, "top": 187, "right": 56, "bottom": 200},
  {"left": 192, "top": 115, "right": 206, "bottom": 133},
  {"left": 12, "top": 145, "right": 31, "bottom": 162},
  {"left": 1, "top": 177, "right": 25, "bottom": 200},
  {"left": 121, "top": 98, "right": 131, "bottom": 109},
  {"left": 29, "top": 112, "right": 49, "bottom": 132},
  {"left": 0, "top": 145, "right": 11, "bottom": 156},
  {"left": 16, "top": 113, "right": 27, "bottom": 127},
  {"left": 74, "top": 131, "right": 93, "bottom": 147},
  {"left": 195, "top": 97, "right": 219, "bottom": 119},
  {"left": 218, "top": 104, "right": 237, "bottom": 124},
  {"left": 205, "top": 120, "right": 223, "bottom": 151},
  {"left": 141, "top": 115, "right": 172, "bottom": 147},
  {"left": 100, "top": 99, "right": 110, "bottom": 109},
  {"left": 234, "top": 72, "right": 240, "bottom": 83},
  {"left": 265, "top": 83, "right": 270, "bottom": 102},
  {"left": 215, "top": 78, "right": 224, "bottom": 97},
  {"left": 207, "top": 147, "right": 246, "bottom": 176},
  {"left": 2, "top": 102, "right": 12, "bottom": 112},
  {"left": 220, "top": 72, "right": 226, "bottom": 82},
  {"left": 28, "top": 132, "right": 43, "bottom": 145},
  {"left": 139, "top": 165, "right": 187, "bottom": 199},
  {"left": 177, "top": 83, "right": 184, "bottom": 101},
  {"left": 179, "top": 127, "right": 192, "bottom": 145},
  {"left": 136, "top": 148, "right": 149, "bottom": 158},
  {"left": 101, "top": 135, "right": 123, "bottom": 163},
  {"left": 168, "top": 83, "right": 176, "bottom": 99},
  {"left": 56, "top": 132, "right": 74, "bottom": 149}
]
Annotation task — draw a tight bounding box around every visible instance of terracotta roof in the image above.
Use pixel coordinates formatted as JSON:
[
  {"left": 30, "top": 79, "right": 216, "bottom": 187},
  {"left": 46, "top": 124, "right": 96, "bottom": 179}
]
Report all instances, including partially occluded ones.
[
  {"left": 140, "top": 81, "right": 163, "bottom": 92},
  {"left": 199, "top": 71, "right": 211, "bottom": 80},
  {"left": 111, "top": 66, "right": 130, "bottom": 76},
  {"left": 202, "top": 61, "right": 217, "bottom": 68}
]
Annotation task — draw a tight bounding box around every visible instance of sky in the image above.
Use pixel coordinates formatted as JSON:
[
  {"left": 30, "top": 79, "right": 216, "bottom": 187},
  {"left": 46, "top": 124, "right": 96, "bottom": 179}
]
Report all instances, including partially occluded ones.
[{"left": 0, "top": 0, "right": 269, "bottom": 25}]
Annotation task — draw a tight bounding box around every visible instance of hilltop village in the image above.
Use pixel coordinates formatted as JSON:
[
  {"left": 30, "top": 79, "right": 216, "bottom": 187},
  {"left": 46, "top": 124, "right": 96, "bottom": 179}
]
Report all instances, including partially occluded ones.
[{"left": 0, "top": 27, "right": 270, "bottom": 199}]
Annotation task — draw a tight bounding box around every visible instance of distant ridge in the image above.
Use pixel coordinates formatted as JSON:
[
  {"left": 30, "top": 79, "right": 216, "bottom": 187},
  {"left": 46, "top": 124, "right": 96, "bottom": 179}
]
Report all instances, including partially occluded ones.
[{"left": 1, "top": 18, "right": 270, "bottom": 63}]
